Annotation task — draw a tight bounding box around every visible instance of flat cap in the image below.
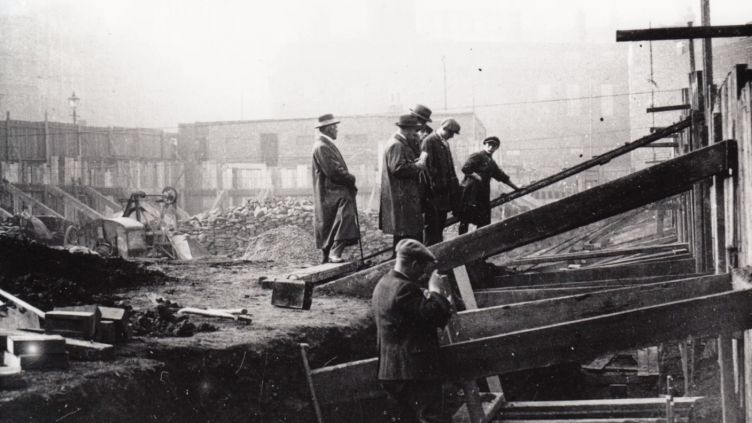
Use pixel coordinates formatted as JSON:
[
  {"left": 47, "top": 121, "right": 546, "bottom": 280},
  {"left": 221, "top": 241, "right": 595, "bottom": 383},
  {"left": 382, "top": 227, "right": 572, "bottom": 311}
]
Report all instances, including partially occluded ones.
[
  {"left": 441, "top": 118, "right": 461, "bottom": 134},
  {"left": 483, "top": 136, "right": 500, "bottom": 147},
  {"left": 395, "top": 239, "right": 437, "bottom": 263}
]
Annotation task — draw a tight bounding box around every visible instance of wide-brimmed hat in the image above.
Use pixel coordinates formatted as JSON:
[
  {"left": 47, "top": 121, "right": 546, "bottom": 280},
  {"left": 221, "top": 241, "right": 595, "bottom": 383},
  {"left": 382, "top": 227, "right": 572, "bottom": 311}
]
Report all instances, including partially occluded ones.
[
  {"left": 315, "top": 114, "right": 340, "bottom": 129},
  {"left": 440, "top": 118, "right": 461, "bottom": 135},
  {"left": 396, "top": 114, "right": 423, "bottom": 128},
  {"left": 395, "top": 238, "right": 437, "bottom": 263},
  {"left": 410, "top": 104, "right": 433, "bottom": 123},
  {"left": 483, "top": 136, "right": 501, "bottom": 147}
]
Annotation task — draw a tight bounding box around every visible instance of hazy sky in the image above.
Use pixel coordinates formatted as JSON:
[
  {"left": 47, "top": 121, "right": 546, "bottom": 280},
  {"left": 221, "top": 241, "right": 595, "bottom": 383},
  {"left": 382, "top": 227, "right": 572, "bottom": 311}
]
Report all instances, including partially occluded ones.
[{"left": 1, "top": 0, "right": 750, "bottom": 128}]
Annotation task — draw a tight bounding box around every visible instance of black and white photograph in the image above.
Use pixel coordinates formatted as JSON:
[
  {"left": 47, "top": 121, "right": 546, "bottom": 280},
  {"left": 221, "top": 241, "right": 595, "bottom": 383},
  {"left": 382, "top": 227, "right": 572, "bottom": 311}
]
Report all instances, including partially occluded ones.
[{"left": 1, "top": 0, "right": 752, "bottom": 421}]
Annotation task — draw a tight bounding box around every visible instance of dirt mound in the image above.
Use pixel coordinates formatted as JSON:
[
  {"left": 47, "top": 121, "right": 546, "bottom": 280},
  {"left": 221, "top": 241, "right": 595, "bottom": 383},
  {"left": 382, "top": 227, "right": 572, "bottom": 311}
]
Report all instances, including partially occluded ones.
[
  {"left": 241, "top": 225, "right": 319, "bottom": 264},
  {"left": 0, "top": 235, "right": 169, "bottom": 310}
]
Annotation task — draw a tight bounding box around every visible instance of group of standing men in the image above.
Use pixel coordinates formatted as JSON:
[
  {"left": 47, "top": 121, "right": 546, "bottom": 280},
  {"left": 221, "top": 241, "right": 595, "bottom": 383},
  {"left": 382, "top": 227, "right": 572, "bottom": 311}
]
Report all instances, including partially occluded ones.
[
  {"left": 311, "top": 105, "right": 521, "bottom": 422},
  {"left": 312, "top": 104, "right": 520, "bottom": 263}
]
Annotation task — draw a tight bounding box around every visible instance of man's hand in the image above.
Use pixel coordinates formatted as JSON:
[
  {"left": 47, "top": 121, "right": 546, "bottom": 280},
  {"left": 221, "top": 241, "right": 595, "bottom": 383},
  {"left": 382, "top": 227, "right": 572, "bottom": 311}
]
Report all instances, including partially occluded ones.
[{"left": 428, "top": 271, "right": 451, "bottom": 299}]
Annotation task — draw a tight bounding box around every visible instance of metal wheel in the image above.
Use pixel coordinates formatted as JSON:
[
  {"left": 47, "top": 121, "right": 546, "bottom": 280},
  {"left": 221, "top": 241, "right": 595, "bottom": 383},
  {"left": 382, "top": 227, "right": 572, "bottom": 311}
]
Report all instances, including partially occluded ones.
[
  {"left": 162, "top": 186, "right": 178, "bottom": 205},
  {"left": 63, "top": 225, "right": 80, "bottom": 246}
]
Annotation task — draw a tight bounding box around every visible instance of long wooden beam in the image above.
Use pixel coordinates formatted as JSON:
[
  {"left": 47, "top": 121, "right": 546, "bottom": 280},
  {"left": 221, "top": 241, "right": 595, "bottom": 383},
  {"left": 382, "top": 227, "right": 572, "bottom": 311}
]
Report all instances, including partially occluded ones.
[
  {"left": 496, "top": 273, "right": 706, "bottom": 290},
  {"left": 476, "top": 286, "right": 612, "bottom": 306},
  {"left": 492, "top": 258, "right": 696, "bottom": 287},
  {"left": 82, "top": 185, "right": 121, "bottom": 213},
  {"left": 319, "top": 140, "right": 733, "bottom": 298},
  {"left": 457, "top": 118, "right": 692, "bottom": 223},
  {"left": 0, "top": 205, "right": 12, "bottom": 219},
  {"left": 45, "top": 185, "right": 103, "bottom": 221},
  {"left": 462, "top": 274, "right": 729, "bottom": 339},
  {"left": 617, "top": 24, "right": 752, "bottom": 41},
  {"left": 311, "top": 288, "right": 752, "bottom": 404},
  {"left": 646, "top": 104, "right": 691, "bottom": 113},
  {"left": 2, "top": 182, "right": 64, "bottom": 219},
  {"left": 498, "top": 397, "right": 701, "bottom": 420},
  {"left": 506, "top": 243, "right": 688, "bottom": 266}
]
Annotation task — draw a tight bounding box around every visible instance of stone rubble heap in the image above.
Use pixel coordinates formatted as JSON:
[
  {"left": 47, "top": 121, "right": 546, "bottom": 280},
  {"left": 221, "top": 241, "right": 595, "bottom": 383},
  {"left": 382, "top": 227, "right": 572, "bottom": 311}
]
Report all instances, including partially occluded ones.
[{"left": 179, "top": 198, "right": 393, "bottom": 261}]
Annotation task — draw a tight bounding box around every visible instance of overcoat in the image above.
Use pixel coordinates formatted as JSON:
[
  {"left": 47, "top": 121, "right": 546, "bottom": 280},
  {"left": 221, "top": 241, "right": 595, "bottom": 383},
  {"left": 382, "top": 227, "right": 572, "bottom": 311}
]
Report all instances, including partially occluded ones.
[
  {"left": 372, "top": 270, "right": 451, "bottom": 380},
  {"left": 421, "top": 132, "right": 460, "bottom": 213},
  {"left": 379, "top": 132, "right": 424, "bottom": 236},
  {"left": 312, "top": 135, "right": 359, "bottom": 249},
  {"left": 458, "top": 151, "right": 511, "bottom": 226}
]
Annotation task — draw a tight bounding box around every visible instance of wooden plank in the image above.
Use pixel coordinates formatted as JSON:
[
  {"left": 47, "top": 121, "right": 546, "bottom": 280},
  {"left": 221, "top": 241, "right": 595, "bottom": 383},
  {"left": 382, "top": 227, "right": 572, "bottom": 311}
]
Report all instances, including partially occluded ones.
[
  {"left": 310, "top": 289, "right": 752, "bottom": 403},
  {"left": 0, "top": 205, "right": 12, "bottom": 219},
  {"left": 455, "top": 274, "right": 730, "bottom": 341},
  {"left": 3, "top": 182, "right": 64, "bottom": 218},
  {"left": 495, "top": 273, "right": 707, "bottom": 290},
  {"left": 647, "top": 104, "right": 691, "bottom": 113},
  {"left": 718, "top": 335, "right": 741, "bottom": 423},
  {"left": 452, "top": 392, "right": 505, "bottom": 423},
  {"left": 287, "top": 261, "right": 360, "bottom": 284},
  {"left": 616, "top": 24, "right": 752, "bottom": 41},
  {"left": 82, "top": 185, "right": 121, "bottom": 213},
  {"left": 492, "top": 258, "right": 696, "bottom": 287},
  {"left": 506, "top": 243, "right": 688, "bottom": 266},
  {"left": 445, "top": 289, "right": 752, "bottom": 381},
  {"left": 64, "top": 338, "right": 114, "bottom": 361},
  {"left": 498, "top": 397, "right": 701, "bottom": 419},
  {"left": 0, "top": 288, "right": 45, "bottom": 319},
  {"left": 476, "top": 286, "right": 609, "bottom": 307},
  {"left": 447, "top": 118, "right": 692, "bottom": 226},
  {"left": 45, "top": 184, "right": 103, "bottom": 220},
  {"left": 319, "top": 140, "right": 733, "bottom": 298}
]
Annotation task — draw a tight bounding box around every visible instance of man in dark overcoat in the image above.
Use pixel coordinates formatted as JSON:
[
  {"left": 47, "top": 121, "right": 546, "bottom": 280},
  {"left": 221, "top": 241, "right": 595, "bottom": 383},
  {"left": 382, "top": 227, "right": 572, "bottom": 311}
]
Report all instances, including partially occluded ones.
[
  {"left": 311, "top": 114, "right": 359, "bottom": 263},
  {"left": 457, "top": 136, "right": 520, "bottom": 234},
  {"left": 421, "top": 118, "right": 461, "bottom": 245},
  {"left": 379, "top": 114, "right": 428, "bottom": 248},
  {"left": 372, "top": 239, "right": 453, "bottom": 423}
]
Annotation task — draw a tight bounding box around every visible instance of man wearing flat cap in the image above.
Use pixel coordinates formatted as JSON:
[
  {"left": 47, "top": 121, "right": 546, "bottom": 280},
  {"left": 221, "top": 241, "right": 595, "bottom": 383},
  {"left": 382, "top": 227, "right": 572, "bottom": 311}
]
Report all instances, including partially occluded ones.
[
  {"left": 372, "top": 239, "right": 453, "bottom": 423},
  {"left": 458, "top": 136, "right": 520, "bottom": 234},
  {"left": 311, "top": 114, "right": 360, "bottom": 263},
  {"left": 421, "top": 118, "right": 461, "bottom": 245},
  {"left": 380, "top": 114, "right": 429, "bottom": 248}
]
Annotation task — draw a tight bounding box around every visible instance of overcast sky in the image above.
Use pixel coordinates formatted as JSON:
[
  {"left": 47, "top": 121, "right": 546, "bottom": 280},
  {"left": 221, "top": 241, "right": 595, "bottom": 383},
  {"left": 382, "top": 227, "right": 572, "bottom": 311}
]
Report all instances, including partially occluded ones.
[{"left": 1, "top": 0, "right": 750, "bottom": 128}]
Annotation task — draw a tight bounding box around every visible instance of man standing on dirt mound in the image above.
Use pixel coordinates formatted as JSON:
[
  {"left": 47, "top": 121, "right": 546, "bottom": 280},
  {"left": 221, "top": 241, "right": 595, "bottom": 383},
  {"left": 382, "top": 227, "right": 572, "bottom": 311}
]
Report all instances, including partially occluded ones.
[
  {"left": 311, "top": 114, "right": 360, "bottom": 264},
  {"left": 372, "top": 238, "right": 453, "bottom": 422}
]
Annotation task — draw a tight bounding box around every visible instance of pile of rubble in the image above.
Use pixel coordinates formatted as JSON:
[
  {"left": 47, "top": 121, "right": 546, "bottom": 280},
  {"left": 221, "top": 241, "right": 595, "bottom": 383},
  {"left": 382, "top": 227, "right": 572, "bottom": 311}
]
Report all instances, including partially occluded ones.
[{"left": 179, "top": 198, "right": 392, "bottom": 260}]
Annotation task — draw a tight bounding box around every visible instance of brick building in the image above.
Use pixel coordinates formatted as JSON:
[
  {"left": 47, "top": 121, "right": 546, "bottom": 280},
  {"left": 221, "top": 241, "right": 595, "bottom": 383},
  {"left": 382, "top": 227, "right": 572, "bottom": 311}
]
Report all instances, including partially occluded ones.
[{"left": 177, "top": 111, "right": 486, "bottom": 213}]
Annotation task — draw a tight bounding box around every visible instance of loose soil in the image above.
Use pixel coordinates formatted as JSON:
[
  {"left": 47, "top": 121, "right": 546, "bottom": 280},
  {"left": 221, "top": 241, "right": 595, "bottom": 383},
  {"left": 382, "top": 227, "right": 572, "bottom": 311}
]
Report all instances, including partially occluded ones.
[{"left": 0, "top": 232, "right": 724, "bottom": 422}]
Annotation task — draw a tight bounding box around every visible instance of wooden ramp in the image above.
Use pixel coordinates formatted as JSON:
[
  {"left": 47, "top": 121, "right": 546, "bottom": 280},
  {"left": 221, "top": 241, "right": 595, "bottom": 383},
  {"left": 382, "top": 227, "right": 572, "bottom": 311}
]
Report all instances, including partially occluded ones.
[
  {"left": 302, "top": 272, "right": 748, "bottom": 422},
  {"left": 318, "top": 140, "right": 735, "bottom": 298}
]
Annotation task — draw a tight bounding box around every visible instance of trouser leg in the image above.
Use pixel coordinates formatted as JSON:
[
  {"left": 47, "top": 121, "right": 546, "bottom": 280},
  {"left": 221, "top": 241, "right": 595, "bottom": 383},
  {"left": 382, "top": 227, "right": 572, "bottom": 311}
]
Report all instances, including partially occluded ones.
[
  {"left": 424, "top": 204, "right": 447, "bottom": 246},
  {"left": 330, "top": 240, "right": 347, "bottom": 258},
  {"left": 381, "top": 380, "right": 451, "bottom": 423}
]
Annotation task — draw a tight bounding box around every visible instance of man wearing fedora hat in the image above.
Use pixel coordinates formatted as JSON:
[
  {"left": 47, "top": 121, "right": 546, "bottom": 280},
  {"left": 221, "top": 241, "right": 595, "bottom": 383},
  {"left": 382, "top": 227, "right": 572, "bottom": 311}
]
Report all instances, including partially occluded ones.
[
  {"left": 421, "top": 118, "right": 462, "bottom": 245},
  {"left": 380, "top": 114, "right": 429, "bottom": 249},
  {"left": 312, "top": 114, "right": 360, "bottom": 263},
  {"left": 411, "top": 104, "right": 434, "bottom": 152},
  {"left": 372, "top": 238, "right": 453, "bottom": 422}
]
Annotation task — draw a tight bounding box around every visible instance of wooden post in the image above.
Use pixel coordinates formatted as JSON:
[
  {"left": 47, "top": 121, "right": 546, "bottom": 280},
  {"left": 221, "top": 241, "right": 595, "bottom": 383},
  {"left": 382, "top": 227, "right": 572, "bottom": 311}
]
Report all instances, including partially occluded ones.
[{"left": 719, "top": 335, "right": 742, "bottom": 423}]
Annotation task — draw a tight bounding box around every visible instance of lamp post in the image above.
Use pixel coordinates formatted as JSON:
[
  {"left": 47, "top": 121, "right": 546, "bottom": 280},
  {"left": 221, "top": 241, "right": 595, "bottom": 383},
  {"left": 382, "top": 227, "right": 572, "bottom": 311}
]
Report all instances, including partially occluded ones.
[
  {"left": 68, "top": 92, "right": 81, "bottom": 181},
  {"left": 67, "top": 91, "right": 79, "bottom": 124}
]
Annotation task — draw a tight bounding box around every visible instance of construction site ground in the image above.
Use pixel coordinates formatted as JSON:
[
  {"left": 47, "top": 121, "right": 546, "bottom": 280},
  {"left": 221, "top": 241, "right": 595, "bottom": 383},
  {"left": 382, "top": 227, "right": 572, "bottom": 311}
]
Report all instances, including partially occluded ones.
[{"left": 0, "top": 216, "right": 724, "bottom": 422}]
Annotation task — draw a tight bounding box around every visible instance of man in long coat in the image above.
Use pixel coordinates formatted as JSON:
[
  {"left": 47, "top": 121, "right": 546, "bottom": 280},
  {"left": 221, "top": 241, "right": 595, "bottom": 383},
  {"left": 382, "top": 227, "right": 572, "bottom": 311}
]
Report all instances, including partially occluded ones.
[
  {"left": 421, "top": 118, "right": 461, "bottom": 245},
  {"left": 312, "top": 114, "right": 359, "bottom": 263},
  {"left": 372, "top": 239, "right": 453, "bottom": 422},
  {"left": 379, "top": 114, "right": 428, "bottom": 248},
  {"left": 458, "top": 136, "right": 520, "bottom": 234}
]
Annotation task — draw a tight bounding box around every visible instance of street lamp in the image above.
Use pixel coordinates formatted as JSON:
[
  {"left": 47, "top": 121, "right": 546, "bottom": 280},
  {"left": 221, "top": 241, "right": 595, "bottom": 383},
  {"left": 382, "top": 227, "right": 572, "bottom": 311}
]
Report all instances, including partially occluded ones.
[{"left": 68, "top": 91, "right": 80, "bottom": 124}]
